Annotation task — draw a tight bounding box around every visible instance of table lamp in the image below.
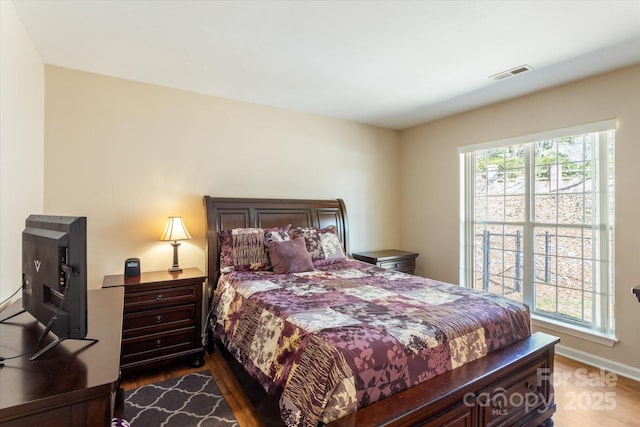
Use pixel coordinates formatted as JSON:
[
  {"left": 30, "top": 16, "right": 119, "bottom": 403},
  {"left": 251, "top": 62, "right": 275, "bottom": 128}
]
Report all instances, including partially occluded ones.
[{"left": 161, "top": 216, "right": 192, "bottom": 273}]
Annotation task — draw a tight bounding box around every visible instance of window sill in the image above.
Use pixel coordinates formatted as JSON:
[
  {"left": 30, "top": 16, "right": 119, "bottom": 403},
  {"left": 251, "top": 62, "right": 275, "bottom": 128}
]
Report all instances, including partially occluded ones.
[{"left": 531, "top": 315, "right": 618, "bottom": 347}]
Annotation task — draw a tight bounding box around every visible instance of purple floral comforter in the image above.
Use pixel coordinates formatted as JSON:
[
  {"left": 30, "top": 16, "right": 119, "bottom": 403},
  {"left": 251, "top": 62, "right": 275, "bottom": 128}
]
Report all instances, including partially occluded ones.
[{"left": 211, "top": 259, "right": 531, "bottom": 426}]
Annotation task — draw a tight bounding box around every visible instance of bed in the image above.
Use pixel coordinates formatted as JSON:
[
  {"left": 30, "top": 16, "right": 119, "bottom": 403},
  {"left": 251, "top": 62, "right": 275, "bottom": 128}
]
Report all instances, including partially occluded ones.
[{"left": 204, "top": 196, "right": 559, "bottom": 427}]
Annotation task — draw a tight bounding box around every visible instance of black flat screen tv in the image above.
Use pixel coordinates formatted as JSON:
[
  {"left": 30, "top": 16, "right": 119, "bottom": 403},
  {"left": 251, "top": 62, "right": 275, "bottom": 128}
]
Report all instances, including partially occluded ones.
[{"left": 20, "top": 215, "right": 93, "bottom": 359}]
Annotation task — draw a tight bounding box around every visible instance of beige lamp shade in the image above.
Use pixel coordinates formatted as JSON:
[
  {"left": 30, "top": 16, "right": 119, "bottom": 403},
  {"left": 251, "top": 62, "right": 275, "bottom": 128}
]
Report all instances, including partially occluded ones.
[{"left": 161, "top": 216, "right": 192, "bottom": 242}]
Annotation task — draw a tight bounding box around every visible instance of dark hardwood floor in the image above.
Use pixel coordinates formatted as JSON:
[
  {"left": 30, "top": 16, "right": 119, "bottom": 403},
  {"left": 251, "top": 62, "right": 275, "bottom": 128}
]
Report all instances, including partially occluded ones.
[{"left": 120, "top": 352, "right": 640, "bottom": 427}]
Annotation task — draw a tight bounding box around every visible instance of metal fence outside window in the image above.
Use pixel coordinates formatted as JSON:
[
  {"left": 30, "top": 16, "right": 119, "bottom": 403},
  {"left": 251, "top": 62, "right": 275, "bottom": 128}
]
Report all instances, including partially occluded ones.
[{"left": 477, "top": 229, "right": 589, "bottom": 294}]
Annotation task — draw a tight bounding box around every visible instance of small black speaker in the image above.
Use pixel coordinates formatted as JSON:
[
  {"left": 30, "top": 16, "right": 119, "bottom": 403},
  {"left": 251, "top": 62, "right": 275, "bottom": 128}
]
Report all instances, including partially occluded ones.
[{"left": 124, "top": 258, "right": 141, "bottom": 277}]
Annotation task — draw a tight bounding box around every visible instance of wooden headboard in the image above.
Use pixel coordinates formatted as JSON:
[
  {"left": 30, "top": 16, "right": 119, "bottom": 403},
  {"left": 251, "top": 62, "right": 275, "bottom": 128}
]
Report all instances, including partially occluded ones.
[{"left": 203, "top": 196, "right": 349, "bottom": 287}]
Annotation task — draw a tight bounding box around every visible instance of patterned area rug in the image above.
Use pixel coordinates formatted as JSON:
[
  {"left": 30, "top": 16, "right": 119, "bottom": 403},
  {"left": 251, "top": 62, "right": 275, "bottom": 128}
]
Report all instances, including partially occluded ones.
[{"left": 125, "top": 370, "right": 238, "bottom": 426}]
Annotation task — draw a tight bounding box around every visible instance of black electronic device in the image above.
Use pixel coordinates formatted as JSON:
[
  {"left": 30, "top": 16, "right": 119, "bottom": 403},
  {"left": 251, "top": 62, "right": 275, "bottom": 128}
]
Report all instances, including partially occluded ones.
[
  {"left": 124, "top": 258, "right": 141, "bottom": 277},
  {"left": 0, "top": 214, "right": 96, "bottom": 361}
]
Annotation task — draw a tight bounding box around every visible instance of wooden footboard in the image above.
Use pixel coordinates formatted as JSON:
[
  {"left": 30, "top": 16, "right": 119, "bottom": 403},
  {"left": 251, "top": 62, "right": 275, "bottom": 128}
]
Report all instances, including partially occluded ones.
[{"left": 327, "top": 332, "right": 559, "bottom": 427}]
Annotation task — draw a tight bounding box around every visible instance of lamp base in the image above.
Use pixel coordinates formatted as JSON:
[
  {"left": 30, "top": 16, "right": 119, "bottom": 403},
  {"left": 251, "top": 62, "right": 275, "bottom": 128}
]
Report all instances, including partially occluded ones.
[{"left": 168, "top": 240, "right": 183, "bottom": 273}]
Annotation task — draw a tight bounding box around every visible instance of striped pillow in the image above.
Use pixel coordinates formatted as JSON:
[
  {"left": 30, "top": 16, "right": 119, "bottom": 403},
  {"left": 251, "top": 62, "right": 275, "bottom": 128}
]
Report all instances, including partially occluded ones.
[{"left": 218, "top": 225, "right": 291, "bottom": 272}]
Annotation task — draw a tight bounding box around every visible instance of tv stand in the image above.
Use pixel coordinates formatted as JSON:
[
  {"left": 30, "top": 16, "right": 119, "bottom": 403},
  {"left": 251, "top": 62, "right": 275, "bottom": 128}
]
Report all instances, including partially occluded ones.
[
  {"left": 0, "top": 308, "right": 26, "bottom": 323},
  {"left": 0, "top": 308, "right": 99, "bottom": 361},
  {"left": 29, "top": 336, "right": 99, "bottom": 361}
]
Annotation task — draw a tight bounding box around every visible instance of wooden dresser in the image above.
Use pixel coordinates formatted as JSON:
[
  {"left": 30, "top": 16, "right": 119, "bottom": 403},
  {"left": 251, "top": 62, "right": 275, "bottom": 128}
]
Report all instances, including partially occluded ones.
[
  {"left": 0, "top": 287, "right": 124, "bottom": 427},
  {"left": 102, "top": 268, "right": 205, "bottom": 375}
]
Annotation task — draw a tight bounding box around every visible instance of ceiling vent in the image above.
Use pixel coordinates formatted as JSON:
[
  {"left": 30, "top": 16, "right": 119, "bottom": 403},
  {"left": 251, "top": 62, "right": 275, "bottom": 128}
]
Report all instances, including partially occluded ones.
[{"left": 490, "top": 64, "right": 534, "bottom": 80}]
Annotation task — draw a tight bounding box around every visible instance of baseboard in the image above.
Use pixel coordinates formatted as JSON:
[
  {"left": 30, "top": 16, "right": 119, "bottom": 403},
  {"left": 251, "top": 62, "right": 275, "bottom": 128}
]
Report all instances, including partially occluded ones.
[{"left": 555, "top": 343, "right": 640, "bottom": 383}]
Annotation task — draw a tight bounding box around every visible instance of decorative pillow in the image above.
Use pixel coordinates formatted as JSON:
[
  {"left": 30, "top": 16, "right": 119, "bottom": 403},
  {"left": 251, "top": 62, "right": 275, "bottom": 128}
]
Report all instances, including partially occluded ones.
[
  {"left": 218, "top": 225, "right": 291, "bottom": 272},
  {"left": 267, "top": 237, "right": 315, "bottom": 274},
  {"left": 289, "top": 225, "right": 347, "bottom": 266}
]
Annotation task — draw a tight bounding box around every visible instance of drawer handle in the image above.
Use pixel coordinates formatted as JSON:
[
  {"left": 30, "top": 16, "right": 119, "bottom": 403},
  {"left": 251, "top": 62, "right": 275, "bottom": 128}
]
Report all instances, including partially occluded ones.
[
  {"left": 526, "top": 382, "right": 537, "bottom": 392},
  {"left": 155, "top": 339, "right": 162, "bottom": 348},
  {"left": 156, "top": 293, "right": 163, "bottom": 301},
  {"left": 492, "top": 388, "right": 507, "bottom": 410},
  {"left": 156, "top": 315, "right": 162, "bottom": 323},
  {"left": 395, "top": 263, "right": 399, "bottom": 268}
]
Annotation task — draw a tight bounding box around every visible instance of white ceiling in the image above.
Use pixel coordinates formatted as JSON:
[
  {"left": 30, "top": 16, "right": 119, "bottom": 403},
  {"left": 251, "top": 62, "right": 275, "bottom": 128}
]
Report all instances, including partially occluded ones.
[{"left": 11, "top": 0, "right": 640, "bottom": 130}]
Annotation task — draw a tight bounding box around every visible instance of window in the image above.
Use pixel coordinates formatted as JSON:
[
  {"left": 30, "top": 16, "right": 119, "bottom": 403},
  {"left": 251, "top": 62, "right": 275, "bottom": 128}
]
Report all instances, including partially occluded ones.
[{"left": 460, "top": 121, "right": 615, "bottom": 337}]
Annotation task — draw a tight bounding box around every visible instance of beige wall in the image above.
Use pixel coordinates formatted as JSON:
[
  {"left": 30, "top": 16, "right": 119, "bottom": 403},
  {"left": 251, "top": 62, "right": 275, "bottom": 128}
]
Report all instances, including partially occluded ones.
[
  {"left": 44, "top": 66, "right": 401, "bottom": 288},
  {"left": 0, "top": 1, "right": 44, "bottom": 302},
  {"left": 399, "top": 65, "right": 640, "bottom": 372}
]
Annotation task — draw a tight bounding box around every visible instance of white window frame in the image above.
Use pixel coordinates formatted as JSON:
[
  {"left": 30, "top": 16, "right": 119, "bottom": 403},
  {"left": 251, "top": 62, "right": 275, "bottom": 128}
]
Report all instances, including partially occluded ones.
[{"left": 459, "top": 120, "right": 616, "bottom": 341}]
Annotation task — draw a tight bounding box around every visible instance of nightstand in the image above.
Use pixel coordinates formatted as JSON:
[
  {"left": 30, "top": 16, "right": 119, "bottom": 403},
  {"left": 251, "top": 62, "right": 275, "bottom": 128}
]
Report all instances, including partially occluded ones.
[
  {"left": 352, "top": 250, "right": 419, "bottom": 275},
  {"left": 102, "top": 268, "right": 206, "bottom": 375}
]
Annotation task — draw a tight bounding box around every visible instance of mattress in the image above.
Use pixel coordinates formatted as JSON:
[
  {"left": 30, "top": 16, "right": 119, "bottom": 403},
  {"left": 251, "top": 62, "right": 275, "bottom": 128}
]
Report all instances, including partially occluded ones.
[{"left": 210, "top": 259, "right": 531, "bottom": 426}]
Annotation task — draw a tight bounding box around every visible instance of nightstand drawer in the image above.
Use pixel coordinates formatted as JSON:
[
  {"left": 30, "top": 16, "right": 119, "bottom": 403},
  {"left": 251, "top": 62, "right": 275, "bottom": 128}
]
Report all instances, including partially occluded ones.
[
  {"left": 124, "top": 285, "right": 197, "bottom": 312},
  {"left": 122, "top": 328, "right": 197, "bottom": 364},
  {"left": 378, "top": 259, "right": 415, "bottom": 273},
  {"left": 123, "top": 304, "right": 196, "bottom": 337}
]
